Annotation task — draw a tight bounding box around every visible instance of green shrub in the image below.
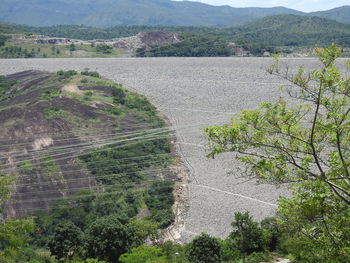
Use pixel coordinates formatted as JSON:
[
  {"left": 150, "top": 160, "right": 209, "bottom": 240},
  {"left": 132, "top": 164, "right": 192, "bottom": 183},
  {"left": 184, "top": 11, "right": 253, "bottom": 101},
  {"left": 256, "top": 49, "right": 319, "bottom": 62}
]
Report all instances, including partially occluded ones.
[
  {"left": 41, "top": 89, "right": 61, "bottom": 100},
  {"left": 0, "top": 75, "right": 16, "bottom": 101},
  {"left": 96, "top": 44, "right": 113, "bottom": 54},
  {"left": 145, "top": 181, "right": 175, "bottom": 228},
  {"left": 84, "top": 91, "right": 93, "bottom": 101},
  {"left": 103, "top": 106, "right": 122, "bottom": 116},
  {"left": 0, "top": 34, "right": 9, "bottom": 47},
  {"left": 125, "top": 93, "right": 155, "bottom": 112},
  {"left": 187, "top": 233, "right": 223, "bottom": 263},
  {"left": 43, "top": 107, "right": 69, "bottom": 119},
  {"left": 18, "top": 161, "right": 33, "bottom": 171},
  {"left": 244, "top": 252, "right": 272, "bottom": 263},
  {"left": 112, "top": 85, "right": 126, "bottom": 105},
  {"left": 81, "top": 71, "right": 101, "bottom": 78},
  {"left": 119, "top": 245, "right": 167, "bottom": 263},
  {"left": 57, "top": 70, "right": 78, "bottom": 79}
]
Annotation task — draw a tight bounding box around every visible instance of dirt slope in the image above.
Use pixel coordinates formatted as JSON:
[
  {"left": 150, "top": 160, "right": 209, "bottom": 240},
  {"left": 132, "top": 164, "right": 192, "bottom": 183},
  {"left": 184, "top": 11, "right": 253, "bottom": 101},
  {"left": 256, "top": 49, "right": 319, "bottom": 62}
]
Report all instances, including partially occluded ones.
[{"left": 0, "top": 70, "right": 174, "bottom": 217}]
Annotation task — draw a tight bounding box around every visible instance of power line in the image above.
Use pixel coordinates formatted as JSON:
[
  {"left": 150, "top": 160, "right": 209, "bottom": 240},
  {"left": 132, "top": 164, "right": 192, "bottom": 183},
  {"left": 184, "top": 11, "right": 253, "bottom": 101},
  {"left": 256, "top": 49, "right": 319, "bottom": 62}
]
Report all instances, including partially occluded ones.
[
  {"left": 1, "top": 130, "right": 170, "bottom": 160},
  {"left": 0, "top": 122, "right": 210, "bottom": 173},
  {"left": 0, "top": 121, "right": 206, "bottom": 156},
  {"left": 0, "top": 121, "right": 164, "bottom": 143},
  {"left": 12, "top": 158, "right": 171, "bottom": 181},
  {"left": 0, "top": 125, "right": 170, "bottom": 149},
  {"left": 14, "top": 152, "right": 173, "bottom": 179},
  {"left": 1, "top": 132, "right": 172, "bottom": 172},
  {"left": 14, "top": 167, "right": 172, "bottom": 188},
  {"left": 10, "top": 191, "right": 143, "bottom": 213},
  {"left": 11, "top": 180, "right": 146, "bottom": 198}
]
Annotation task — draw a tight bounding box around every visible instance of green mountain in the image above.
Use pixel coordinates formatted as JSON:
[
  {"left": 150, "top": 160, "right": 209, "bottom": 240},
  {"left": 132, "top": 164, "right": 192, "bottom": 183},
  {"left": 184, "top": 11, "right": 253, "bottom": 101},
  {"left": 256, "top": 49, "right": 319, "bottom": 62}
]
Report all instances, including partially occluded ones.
[
  {"left": 0, "top": 0, "right": 303, "bottom": 27},
  {"left": 3, "top": 14, "right": 350, "bottom": 49},
  {"left": 310, "top": 6, "right": 350, "bottom": 24},
  {"left": 225, "top": 15, "right": 350, "bottom": 47}
]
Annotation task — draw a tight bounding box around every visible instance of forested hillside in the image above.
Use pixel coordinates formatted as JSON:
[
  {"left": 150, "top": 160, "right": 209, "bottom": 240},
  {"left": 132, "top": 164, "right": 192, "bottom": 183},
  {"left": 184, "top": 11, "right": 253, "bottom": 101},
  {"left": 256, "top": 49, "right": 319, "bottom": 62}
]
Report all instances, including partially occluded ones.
[
  {"left": 224, "top": 15, "right": 350, "bottom": 46},
  {"left": 310, "top": 5, "right": 350, "bottom": 24},
  {"left": 0, "top": 0, "right": 302, "bottom": 27},
  {"left": 0, "top": 15, "right": 350, "bottom": 57}
]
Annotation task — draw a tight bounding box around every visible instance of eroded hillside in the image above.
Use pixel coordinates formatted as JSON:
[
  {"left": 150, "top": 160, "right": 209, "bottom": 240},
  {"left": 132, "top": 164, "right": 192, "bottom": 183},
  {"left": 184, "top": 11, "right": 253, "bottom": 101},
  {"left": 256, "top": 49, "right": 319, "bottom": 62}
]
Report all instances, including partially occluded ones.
[{"left": 0, "top": 71, "right": 187, "bottom": 236}]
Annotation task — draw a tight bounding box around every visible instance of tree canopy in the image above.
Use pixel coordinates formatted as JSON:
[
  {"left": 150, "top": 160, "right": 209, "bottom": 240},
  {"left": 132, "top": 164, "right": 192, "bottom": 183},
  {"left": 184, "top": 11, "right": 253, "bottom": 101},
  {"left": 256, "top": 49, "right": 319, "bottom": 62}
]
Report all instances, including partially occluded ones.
[
  {"left": 206, "top": 44, "right": 350, "bottom": 262},
  {"left": 84, "top": 215, "right": 137, "bottom": 263}
]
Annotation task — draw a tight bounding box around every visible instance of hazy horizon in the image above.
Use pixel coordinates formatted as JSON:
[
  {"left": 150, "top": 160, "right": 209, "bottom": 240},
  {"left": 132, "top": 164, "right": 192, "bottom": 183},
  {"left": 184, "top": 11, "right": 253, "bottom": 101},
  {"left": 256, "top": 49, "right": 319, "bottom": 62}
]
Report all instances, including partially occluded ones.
[{"left": 178, "top": 0, "right": 349, "bottom": 12}]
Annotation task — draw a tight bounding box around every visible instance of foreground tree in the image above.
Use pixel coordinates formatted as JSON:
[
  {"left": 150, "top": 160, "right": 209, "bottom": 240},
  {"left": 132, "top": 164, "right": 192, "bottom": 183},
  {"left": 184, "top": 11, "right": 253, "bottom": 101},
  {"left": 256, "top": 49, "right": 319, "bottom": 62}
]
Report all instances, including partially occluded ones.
[
  {"left": 84, "top": 215, "right": 136, "bottom": 263},
  {"left": 187, "top": 233, "right": 222, "bottom": 263},
  {"left": 119, "top": 245, "right": 167, "bottom": 263},
  {"left": 0, "top": 175, "right": 35, "bottom": 262},
  {"left": 206, "top": 44, "right": 350, "bottom": 262},
  {"left": 48, "top": 221, "right": 83, "bottom": 260},
  {"left": 230, "top": 212, "right": 267, "bottom": 261}
]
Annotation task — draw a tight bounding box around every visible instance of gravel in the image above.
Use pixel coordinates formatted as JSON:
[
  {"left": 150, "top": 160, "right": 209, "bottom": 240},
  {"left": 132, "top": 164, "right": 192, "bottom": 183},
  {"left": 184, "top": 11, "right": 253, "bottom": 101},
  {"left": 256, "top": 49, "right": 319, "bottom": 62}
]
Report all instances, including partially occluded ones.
[{"left": 1, "top": 57, "right": 347, "bottom": 242}]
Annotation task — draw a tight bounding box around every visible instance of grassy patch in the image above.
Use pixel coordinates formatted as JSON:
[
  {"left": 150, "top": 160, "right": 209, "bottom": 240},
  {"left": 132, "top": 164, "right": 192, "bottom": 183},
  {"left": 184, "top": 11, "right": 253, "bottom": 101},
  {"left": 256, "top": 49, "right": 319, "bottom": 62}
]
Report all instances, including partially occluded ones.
[
  {"left": 88, "top": 118, "right": 101, "bottom": 123},
  {"left": 40, "top": 89, "right": 61, "bottom": 100},
  {"left": 18, "top": 160, "right": 34, "bottom": 171},
  {"left": 81, "top": 71, "right": 101, "bottom": 78},
  {"left": 43, "top": 107, "right": 69, "bottom": 119},
  {"left": 57, "top": 70, "right": 78, "bottom": 80},
  {"left": 40, "top": 156, "right": 59, "bottom": 177},
  {"left": 62, "top": 90, "right": 114, "bottom": 104},
  {"left": 0, "top": 75, "right": 17, "bottom": 101},
  {"left": 101, "top": 106, "right": 123, "bottom": 117},
  {"left": 0, "top": 41, "right": 126, "bottom": 58}
]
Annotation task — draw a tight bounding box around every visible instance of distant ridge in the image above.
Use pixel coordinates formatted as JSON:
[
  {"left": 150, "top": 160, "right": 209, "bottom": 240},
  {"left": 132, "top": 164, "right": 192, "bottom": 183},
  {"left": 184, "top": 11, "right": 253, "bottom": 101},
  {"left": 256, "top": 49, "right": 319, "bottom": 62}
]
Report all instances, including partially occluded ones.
[
  {"left": 0, "top": 0, "right": 303, "bottom": 27},
  {"left": 227, "top": 15, "right": 350, "bottom": 46},
  {"left": 310, "top": 6, "right": 350, "bottom": 24}
]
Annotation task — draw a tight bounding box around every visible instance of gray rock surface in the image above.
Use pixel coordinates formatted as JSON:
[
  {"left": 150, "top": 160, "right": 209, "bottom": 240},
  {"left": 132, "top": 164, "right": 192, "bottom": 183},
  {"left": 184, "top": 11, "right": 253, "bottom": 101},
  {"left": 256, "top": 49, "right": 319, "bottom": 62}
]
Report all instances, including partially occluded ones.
[{"left": 1, "top": 57, "right": 344, "bottom": 242}]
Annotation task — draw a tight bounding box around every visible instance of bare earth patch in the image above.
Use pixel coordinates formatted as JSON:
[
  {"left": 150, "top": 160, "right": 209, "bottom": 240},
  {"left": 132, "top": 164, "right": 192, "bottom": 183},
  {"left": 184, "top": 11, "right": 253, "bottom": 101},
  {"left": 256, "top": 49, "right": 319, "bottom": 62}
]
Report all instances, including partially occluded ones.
[{"left": 61, "top": 84, "right": 83, "bottom": 94}]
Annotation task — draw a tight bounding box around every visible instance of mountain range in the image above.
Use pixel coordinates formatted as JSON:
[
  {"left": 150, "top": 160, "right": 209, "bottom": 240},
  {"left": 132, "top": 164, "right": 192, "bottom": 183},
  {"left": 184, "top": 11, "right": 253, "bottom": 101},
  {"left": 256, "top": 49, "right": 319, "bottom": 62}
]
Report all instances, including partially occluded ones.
[
  {"left": 0, "top": 0, "right": 349, "bottom": 27},
  {"left": 222, "top": 15, "right": 350, "bottom": 46}
]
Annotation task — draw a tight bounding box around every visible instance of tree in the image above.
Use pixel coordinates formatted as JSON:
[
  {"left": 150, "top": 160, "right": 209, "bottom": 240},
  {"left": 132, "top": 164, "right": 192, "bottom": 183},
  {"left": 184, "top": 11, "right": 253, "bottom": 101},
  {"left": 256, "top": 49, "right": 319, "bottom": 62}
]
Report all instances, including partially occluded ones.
[
  {"left": 128, "top": 219, "right": 159, "bottom": 246},
  {"left": 119, "top": 245, "right": 167, "bottom": 263},
  {"left": 84, "top": 215, "right": 136, "bottom": 263},
  {"left": 229, "top": 212, "right": 267, "bottom": 261},
  {"left": 260, "top": 217, "right": 281, "bottom": 251},
  {"left": 0, "top": 35, "right": 9, "bottom": 47},
  {"left": 0, "top": 175, "right": 12, "bottom": 211},
  {"left": 0, "top": 175, "right": 35, "bottom": 262},
  {"left": 112, "top": 85, "right": 126, "bottom": 105},
  {"left": 205, "top": 44, "right": 350, "bottom": 262},
  {"left": 187, "top": 233, "right": 222, "bottom": 263},
  {"left": 48, "top": 221, "right": 83, "bottom": 260},
  {"left": 69, "top": 43, "right": 76, "bottom": 52}
]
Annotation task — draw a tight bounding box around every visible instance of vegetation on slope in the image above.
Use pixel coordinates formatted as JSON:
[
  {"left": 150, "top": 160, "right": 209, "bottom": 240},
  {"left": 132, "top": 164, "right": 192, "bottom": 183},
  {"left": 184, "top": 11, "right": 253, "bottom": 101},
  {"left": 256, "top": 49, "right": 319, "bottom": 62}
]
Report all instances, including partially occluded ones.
[
  {"left": 310, "top": 5, "right": 350, "bottom": 24},
  {"left": 223, "top": 15, "right": 350, "bottom": 47},
  {"left": 206, "top": 45, "right": 350, "bottom": 262},
  {"left": 0, "top": 70, "right": 177, "bottom": 262},
  {"left": 1, "top": 45, "right": 349, "bottom": 263},
  {"left": 136, "top": 34, "right": 232, "bottom": 57},
  {"left": 4, "top": 14, "right": 350, "bottom": 48},
  {"left": 2, "top": 13, "right": 350, "bottom": 59},
  {"left": 0, "top": 0, "right": 302, "bottom": 27}
]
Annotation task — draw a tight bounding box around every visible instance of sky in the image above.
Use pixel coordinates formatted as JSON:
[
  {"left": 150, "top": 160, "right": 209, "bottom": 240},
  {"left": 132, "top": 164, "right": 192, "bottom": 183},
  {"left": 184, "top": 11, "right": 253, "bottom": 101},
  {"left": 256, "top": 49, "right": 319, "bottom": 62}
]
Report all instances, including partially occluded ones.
[{"left": 187, "top": 0, "right": 350, "bottom": 12}]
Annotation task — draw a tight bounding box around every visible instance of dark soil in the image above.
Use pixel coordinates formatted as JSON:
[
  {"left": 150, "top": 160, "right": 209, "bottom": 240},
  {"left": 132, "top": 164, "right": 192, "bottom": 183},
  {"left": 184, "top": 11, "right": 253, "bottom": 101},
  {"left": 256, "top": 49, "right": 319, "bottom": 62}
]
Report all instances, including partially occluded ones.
[{"left": 0, "top": 70, "right": 162, "bottom": 217}]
